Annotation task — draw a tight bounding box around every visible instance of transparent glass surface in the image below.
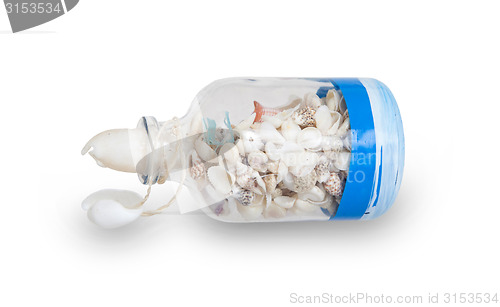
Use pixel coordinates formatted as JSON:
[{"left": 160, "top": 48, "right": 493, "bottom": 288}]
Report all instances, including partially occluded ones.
[{"left": 142, "top": 78, "right": 352, "bottom": 222}]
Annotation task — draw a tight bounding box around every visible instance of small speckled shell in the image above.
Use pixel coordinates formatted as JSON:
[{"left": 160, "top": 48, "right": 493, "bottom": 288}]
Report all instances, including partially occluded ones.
[
  {"left": 292, "top": 107, "right": 316, "bottom": 128},
  {"left": 324, "top": 172, "right": 344, "bottom": 197},
  {"left": 235, "top": 189, "right": 255, "bottom": 206}
]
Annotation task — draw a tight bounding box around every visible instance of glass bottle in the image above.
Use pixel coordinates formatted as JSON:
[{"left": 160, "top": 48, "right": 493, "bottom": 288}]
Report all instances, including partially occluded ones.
[{"left": 81, "top": 78, "right": 404, "bottom": 228}]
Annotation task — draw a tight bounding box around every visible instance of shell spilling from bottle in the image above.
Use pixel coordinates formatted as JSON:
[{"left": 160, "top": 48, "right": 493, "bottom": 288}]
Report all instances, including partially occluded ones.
[{"left": 191, "top": 89, "right": 351, "bottom": 221}]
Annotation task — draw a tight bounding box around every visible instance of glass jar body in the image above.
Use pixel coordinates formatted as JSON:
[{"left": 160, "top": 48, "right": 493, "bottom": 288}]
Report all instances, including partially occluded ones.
[{"left": 145, "top": 78, "right": 404, "bottom": 222}]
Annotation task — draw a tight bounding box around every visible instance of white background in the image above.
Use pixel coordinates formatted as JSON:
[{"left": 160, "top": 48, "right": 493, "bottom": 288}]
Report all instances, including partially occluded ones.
[{"left": 1, "top": 1, "right": 499, "bottom": 306}]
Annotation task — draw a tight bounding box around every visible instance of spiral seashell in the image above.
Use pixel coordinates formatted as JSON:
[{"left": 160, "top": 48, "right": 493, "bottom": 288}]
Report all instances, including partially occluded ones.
[
  {"left": 263, "top": 174, "right": 277, "bottom": 195},
  {"left": 324, "top": 172, "right": 344, "bottom": 197},
  {"left": 189, "top": 151, "right": 205, "bottom": 180},
  {"left": 291, "top": 170, "right": 318, "bottom": 193},
  {"left": 234, "top": 188, "right": 255, "bottom": 206},
  {"left": 292, "top": 107, "right": 316, "bottom": 128}
]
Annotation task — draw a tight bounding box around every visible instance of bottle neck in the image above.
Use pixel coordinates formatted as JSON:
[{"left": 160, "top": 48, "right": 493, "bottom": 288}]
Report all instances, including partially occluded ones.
[{"left": 135, "top": 115, "right": 195, "bottom": 185}]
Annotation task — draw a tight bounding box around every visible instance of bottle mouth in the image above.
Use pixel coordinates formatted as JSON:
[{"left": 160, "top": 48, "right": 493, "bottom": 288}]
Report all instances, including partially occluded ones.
[{"left": 135, "top": 116, "right": 163, "bottom": 185}]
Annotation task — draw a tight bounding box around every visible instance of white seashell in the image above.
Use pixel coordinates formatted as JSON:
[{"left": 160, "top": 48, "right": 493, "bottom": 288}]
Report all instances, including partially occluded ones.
[
  {"left": 261, "top": 115, "right": 283, "bottom": 128},
  {"left": 250, "top": 122, "right": 261, "bottom": 130},
  {"left": 279, "top": 141, "right": 305, "bottom": 167},
  {"left": 265, "top": 142, "right": 281, "bottom": 161},
  {"left": 304, "top": 92, "right": 322, "bottom": 109},
  {"left": 326, "top": 111, "right": 342, "bottom": 135},
  {"left": 263, "top": 201, "right": 287, "bottom": 218},
  {"left": 297, "top": 127, "right": 322, "bottom": 150},
  {"left": 87, "top": 200, "right": 143, "bottom": 229},
  {"left": 220, "top": 143, "right": 240, "bottom": 168},
  {"left": 289, "top": 152, "right": 319, "bottom": 177},
  {"left": 280, "top": 118, "right": 301, "bottom": 142},
  {"left": 326, "top": 89, "right": 341, "bottom": 112},
  {"left": 82, "top": 189, "right": 144, "bottom": 229},
  {"left": 293, "top": 198, "right": 320, "bottom": 213},
  {"left": 276, "top": 103, "right": 301, "bottom": 121},
  {"left": 235, "top": 113, "right": 256, "bottom": 131},
  {"left": 282, "top": 172, "right": 296, "bottom": 191},
  {"left": 336, "top": 117, "right": 350, "bottom": 137},
  {"left": 273, "top": 196, "right": 296, "bottom": 209},
  {"left": 339, "top": 97, "right": 347, "bottom": 114},
  {"left": 333, "top": 151, "right": 351, "bottom": 171},
  {"left": 263, "top": 174, "right": 277, "bottom": 194},
  {"left": 236, "top": 195, "right": 264, "bottom": 220},
  {"left": 267, "top": 160, "right": 279, "bottom": 174},
  {"left": 259, "top": 121, "right": 285, "bottom": 144},
  {"left": 240, "top": 130, "right": 264, "bottom": 153},
  {"left": 248, "top": 151, "right": 268, "bottom": 172},
  {"left": 315, "top": 105, "right": 334, "bottom": 134},
  {"left": 195, "top": 137, "right": 217, "bottom": 162},
  {"left": 207, "top": 166, "right": 233, "bottom": 195},
  {"left": 276, "top": 160, "right": 288, "bottom": 183},
  {"left": 298, "top": 186, "right": 325, "bottom": 202},
  {"left": 253, "top": 170, "right": 267, "bottom": 193}
]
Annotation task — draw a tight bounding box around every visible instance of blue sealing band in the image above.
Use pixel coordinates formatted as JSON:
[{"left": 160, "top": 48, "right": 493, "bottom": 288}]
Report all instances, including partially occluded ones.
[{"left": 316, "top": 78, "right": 377, "bottom": 220}]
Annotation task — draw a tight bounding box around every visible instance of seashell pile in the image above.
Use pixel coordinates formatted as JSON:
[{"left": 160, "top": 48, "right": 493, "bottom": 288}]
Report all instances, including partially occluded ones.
[{"left": 191, "top": 89, "right": 351, "bottom": 221}]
